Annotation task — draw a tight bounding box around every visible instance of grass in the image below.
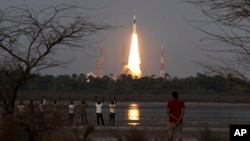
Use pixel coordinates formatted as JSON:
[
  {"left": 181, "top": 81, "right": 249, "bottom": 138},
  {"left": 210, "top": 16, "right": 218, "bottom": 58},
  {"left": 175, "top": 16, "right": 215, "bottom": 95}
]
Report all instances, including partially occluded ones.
[
  {"left": 196, "top": 128, "right": 228, "bottom": 141},
  {"left": 0, "top": 115, "right": 229, "bottom": 141}
]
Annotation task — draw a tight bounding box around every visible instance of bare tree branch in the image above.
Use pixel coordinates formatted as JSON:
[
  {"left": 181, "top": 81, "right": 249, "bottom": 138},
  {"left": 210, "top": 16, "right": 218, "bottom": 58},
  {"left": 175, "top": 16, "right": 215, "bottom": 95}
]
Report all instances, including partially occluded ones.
[
  {"left": 185, "top": 0, "right": 250, "bottom": 87},
  {"left": 0, "top": 4, "right": 112, "bottom": 114}
]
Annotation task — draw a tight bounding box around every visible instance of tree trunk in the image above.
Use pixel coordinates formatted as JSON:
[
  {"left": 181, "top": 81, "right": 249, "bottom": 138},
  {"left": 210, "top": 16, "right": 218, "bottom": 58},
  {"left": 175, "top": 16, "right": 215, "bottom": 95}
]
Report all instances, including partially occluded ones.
[{"left": 2, "top": 90, "right": 17, "bottom": 115}]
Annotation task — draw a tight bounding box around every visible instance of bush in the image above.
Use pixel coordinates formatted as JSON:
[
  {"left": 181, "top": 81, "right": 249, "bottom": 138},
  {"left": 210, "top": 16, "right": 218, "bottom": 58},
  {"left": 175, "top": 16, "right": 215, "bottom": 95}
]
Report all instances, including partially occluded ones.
[
  {"left": 124, "top": 127, "right": 148, "bottom": 141},
  {"left": 0, "top": 111, "right": 64, "bottom": 141},
  {"left": 196, "top": 128, "right": 228, "bottom": 141}
]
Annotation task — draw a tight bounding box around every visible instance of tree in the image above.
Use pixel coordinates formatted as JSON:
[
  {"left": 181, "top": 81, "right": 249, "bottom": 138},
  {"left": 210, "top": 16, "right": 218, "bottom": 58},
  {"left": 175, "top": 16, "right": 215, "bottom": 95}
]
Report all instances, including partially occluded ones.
[
  {"left": 185, "top": 0, "right": 250, "bottom": 88},
  {"left": 0, "top": 4, "right": 111, "bottom": 115}
]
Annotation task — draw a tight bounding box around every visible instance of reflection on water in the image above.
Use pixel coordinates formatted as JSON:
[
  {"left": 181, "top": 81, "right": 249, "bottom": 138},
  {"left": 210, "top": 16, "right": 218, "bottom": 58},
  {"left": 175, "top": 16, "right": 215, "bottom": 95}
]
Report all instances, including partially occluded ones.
[{"left": 128, "top": 103, "right": 140, "bottom": 125}]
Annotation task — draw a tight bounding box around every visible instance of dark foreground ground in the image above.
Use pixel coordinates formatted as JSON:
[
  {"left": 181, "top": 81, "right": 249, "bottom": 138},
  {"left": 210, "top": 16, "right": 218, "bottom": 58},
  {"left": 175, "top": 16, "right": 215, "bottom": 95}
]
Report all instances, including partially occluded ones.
[{"left": 57, "top": 125, "right": 229, "bottom": 141}]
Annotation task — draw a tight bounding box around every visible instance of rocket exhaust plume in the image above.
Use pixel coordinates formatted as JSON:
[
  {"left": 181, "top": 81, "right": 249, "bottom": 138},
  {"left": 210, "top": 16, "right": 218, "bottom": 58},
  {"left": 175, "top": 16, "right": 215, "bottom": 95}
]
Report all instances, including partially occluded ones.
[{"left": 127, "top": 15, "right": 142, "bottom": 78}]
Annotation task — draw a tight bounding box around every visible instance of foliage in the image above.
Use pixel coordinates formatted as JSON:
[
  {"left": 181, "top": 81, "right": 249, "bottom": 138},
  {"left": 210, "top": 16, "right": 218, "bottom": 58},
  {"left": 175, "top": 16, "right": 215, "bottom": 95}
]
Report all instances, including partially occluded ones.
[
  {"left": 184, "top": 0, "right": 250, "bottom": 88},
  {"left": 110, "top": 127, "right": 149, "bottom": 141},
  {"left": 124, "top": 127, "right": 148, "bottom": 141},
  {"left": 69, "top": 125, "right": 95, "bottom": 141},
  {"left": 0, "top": 107, "right": 96, "bottom": 141},
  {"left": 110, "top": 127, "right": 166, "bottom": 141},
  {"left": 19, "top": 73, "right": 247, "bottom": 95},
  {"left": 0, "top": 4, "right": 111, "bottom": 115},
  {"left": 0, "top": 111, "right": 64, "bottom": 141},
  {"left": 196, "top": 128, "right": 228, "bottom": 141}
]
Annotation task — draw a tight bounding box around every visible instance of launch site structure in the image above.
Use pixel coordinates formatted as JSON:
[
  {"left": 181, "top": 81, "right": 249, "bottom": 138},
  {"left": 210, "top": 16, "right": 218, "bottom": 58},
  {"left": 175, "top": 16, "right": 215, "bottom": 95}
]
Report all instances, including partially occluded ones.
[
  {"left": 96, "top": 44, "right": 103, "bottom": 78},
  {"left": 160, "top": 44, "right": 165, "bottom": 77}
]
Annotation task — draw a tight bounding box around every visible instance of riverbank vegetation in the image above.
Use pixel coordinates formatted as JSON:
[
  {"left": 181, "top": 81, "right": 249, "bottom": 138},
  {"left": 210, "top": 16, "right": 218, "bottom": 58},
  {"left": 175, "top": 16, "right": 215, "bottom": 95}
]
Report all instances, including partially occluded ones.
[
  {"left": 20, "top": 73, "right": 249, "bottom": 94},
  {"left": 0, "top": 112, "right": 228, "bottom": 141},
  {"left": 16, "top": 73, "right": 250, "bottom": 103}
]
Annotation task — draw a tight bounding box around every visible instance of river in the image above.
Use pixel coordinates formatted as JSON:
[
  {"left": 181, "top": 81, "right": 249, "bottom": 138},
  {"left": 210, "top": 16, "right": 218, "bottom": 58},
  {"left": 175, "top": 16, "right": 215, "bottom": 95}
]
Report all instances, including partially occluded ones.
[
  {"left": 9, "top": 101, "right": 250, "bottom": 128},
  {"left": 80, "top": 102, "right": 250, "bottom": 128}
]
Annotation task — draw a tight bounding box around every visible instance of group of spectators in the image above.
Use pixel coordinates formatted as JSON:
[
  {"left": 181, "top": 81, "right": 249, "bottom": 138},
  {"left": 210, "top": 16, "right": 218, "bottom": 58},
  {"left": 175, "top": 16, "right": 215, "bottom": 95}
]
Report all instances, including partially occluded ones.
[
  {"left": 94, "top": 96, "right": 117, "bottom": 126},
  {"left": 16, "top": 91, "right": 185, "bottom": 141},
  {"left": 16, "top": 96, "right": 117, "bottom": 126}
]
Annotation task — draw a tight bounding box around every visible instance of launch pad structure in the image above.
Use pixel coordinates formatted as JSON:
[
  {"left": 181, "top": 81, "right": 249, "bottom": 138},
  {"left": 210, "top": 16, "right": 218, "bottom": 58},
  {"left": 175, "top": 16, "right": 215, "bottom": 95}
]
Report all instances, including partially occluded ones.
[
  {"left": 96, "top": 15, "right": 166, "bottom": 78},
  {"left": 96, "top": 44, "right": 103, "bottom": 78}
]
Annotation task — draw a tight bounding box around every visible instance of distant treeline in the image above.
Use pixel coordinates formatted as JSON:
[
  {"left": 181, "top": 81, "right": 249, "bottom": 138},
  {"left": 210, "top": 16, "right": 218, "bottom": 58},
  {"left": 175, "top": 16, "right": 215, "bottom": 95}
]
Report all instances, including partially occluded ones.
[{"left": 19, "top": 73, "right": 248, "bottom": 95}]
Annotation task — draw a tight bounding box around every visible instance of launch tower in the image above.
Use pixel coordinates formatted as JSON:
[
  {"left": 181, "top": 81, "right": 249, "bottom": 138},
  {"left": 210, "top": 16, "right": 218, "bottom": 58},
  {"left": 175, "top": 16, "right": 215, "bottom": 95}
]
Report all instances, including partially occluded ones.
[
  {"left": 160, "top": 44, "right": 165, "bottom": 77},
  {"left": 96, "top": 44, "right": 103, "bottom": 78}
]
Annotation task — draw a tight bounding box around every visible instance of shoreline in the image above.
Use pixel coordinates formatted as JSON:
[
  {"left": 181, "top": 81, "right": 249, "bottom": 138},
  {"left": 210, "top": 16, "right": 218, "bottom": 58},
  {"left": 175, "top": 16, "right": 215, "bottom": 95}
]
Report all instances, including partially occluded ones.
[{"left": 16, "top": 100, "right": 250, "bottom": 106}]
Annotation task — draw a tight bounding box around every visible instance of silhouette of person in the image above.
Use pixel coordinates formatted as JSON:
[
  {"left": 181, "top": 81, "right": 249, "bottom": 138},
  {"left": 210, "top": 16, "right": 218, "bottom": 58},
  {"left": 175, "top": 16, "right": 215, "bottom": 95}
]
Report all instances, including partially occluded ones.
[
  {"left": 28, "top": 100, "right": 35, "bottom": 114},
  {"left": 95, "top": 96, "right": 105, "bottom": 126},
  {"left": 167, "top": 91, "right": 185, "bottom": 141},
  {"left": 38, "top": 99, "right": 46, "bottom": 118},
  {"left": 68, "top": 101, "right": 75, "bottom": 125},
  {"left": 79, "top": 100, "right": 88, "bottom": 125},
  {"left": 109, "top": 97, "right": 117, "bottom": 126},
  {"left": 17, "top": 101, "right": 25, "bottom": 116}
]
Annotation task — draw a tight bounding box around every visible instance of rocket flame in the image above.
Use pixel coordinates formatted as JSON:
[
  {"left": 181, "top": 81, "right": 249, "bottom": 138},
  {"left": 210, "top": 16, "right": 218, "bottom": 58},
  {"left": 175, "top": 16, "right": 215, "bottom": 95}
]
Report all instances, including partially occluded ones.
[{"left": 127, "top": 33, "right": 142, "bottom": 78}]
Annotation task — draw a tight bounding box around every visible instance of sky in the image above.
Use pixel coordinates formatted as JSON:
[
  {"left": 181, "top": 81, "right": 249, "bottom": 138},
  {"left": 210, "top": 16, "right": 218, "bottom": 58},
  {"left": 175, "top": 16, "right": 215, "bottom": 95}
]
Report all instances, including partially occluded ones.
[{"left": 1, "top": 0, "right": 211, "bottom": 78}]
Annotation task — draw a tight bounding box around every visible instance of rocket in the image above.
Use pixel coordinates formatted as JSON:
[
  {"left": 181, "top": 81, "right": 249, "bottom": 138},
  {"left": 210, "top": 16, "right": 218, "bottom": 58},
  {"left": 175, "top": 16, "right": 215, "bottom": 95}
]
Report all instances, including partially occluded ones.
[{"left": 133, "top": 15, "right": 136, "bottom": 33}]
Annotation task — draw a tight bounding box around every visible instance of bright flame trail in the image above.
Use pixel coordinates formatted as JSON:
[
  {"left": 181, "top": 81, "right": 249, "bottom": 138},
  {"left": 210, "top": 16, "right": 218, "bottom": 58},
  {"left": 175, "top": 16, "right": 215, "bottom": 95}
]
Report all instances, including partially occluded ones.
[{"left": 127, "top": 15, "right": 142, "bottom": 78}]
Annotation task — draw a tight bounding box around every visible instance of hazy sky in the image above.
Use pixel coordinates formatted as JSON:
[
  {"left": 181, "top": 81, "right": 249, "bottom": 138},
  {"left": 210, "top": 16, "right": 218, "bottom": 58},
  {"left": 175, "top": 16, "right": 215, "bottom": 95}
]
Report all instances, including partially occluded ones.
[{"left": 1, "top": 0, "right": 211, "bottom": 78}]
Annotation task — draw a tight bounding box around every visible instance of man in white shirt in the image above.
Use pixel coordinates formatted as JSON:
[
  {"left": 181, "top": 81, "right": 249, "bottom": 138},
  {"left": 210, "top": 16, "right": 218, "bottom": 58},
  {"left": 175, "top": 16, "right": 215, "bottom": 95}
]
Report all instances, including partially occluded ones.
[
  {"left": 95, "top": 96, "right": 104, "bottom": 126},
  {"left": 38, "top": 98, "right": 46, "bottom": 118},
  {"left": 68, "top": 101, "right": 75, "bottom": 125},
  {"left": 17, "top": 101, "right": 25, "bottom": 116}
]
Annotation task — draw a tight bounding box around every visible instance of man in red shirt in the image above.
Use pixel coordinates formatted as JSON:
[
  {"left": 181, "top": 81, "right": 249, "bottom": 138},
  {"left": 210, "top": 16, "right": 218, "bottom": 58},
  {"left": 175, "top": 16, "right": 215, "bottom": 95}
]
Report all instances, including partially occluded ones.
[{"left": 167, "top": 91, "right": 185, "bottom": 141}]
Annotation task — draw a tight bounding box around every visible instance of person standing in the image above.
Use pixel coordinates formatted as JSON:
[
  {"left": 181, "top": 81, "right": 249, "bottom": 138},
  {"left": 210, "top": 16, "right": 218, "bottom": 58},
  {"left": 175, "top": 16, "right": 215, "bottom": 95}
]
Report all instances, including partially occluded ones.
[
  {"left": 167, "top": 91, "right": 185, "bottom": 141},
  {"left": 95, "top": 96, "right": 105, "bottom": 126},
  {"left": 68, "top": 101, "right": 75, "bottom": 125},
  {"left": 28, "top": 100, "right": 35, "bottom": 115},
  {"left": 17, "top": 101, "right": 25, "bottom": 116},
  {"left": 79, "top": 100, "right": 88, "bottom": 125},
  {"left": 38, "top": 99, "right": 46, "bottom": 118},
  {"left": 109, "top": 97, "right": 117, "bottom": 126},
  {"left": 42, "top": 97, "right": 46, "bottom": 105},
  {"left": 52, "top": 100, "right": 60, "bottom": 118}
]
